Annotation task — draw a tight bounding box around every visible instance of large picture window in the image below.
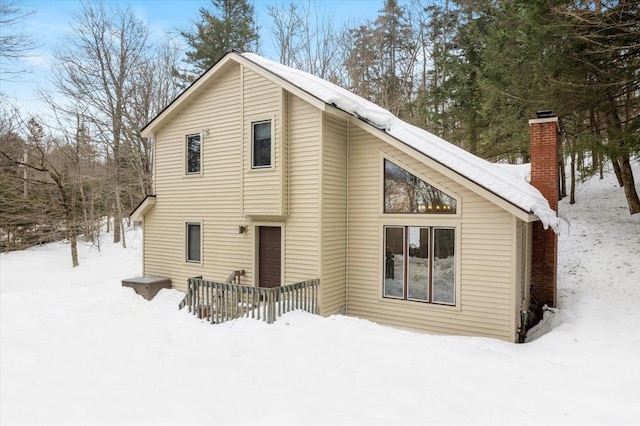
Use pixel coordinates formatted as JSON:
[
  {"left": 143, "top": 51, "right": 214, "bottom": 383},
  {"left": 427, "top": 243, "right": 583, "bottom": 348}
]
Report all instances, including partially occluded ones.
[
  {"left": 186, "top": 222, "right": 201, "bottom": 263},
  {"left": 384, "top": 226, "right": 455, "bottom": 305},
  {"left": 252, "top": 120, "right": 272, "bottom": 168},
  {"left": 186, "top": 134, "right": 201, "bottom": 174},
  {"left": 384, "top": 160, "right": 456, "bottom": 214}
]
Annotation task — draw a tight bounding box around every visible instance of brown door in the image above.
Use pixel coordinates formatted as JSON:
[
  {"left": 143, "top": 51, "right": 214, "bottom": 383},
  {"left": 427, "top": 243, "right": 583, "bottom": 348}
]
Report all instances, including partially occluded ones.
[{"left": 259, "top": 226, "right": 281, "bottom": 288}]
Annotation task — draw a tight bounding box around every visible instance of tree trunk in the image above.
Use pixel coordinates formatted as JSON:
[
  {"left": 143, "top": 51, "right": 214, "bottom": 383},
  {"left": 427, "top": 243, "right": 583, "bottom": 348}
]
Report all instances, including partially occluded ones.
[
  {"left": 113, "top": 201, "right": 121, "bottom": 244},
  {"left": 619, "top": 154, "right": 640, "bottom": 214},
  {"left": 89, "top": 188, "right": 100, "bottom": 251},
  {"left": 559, "top": 157, "right": 567, "bottom": 199},
  {"left": 53, "top": 174, "right": 79, "bottom": 267},
  {"left": 117, "top": 190, "right": 127, "bottom": 249},
  {"left": 570, "top": 152, "right": 576, "bottom": 205},
  {"left": 595, "top": 148, "right": 603, "bottom": 180},
  {"left": 611, "top": 155, "right": 624, "bottom": 187},
  {"left": 120, "top": 216, "right": 127, "bottom": 249},
  {"left": 114, "top": 183, "right": 123, "bottom": 246},
  {"left": 79, "top": 182, "right": 92, "bottom": 243},
  {"left": 69, "top": 226, "right": 79, "bottom": 268}
]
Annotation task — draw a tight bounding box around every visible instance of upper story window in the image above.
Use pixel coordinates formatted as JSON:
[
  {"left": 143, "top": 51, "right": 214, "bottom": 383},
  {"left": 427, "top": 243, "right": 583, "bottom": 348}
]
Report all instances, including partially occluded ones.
[
  {"left": 384, "top": 160, "right": 456, "bottom": 214},
  {"left": 186, "top": 133, "right": 201, "bottom": 174},
  {"left": 252, "top": 120, "right": 272, "bottom": 168}
]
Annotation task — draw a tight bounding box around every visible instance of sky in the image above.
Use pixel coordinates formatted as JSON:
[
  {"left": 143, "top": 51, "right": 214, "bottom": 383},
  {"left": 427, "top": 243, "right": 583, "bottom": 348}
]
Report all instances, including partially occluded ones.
[
  {"left": 0, "top": 0, "right": 396, "bottom": 118},
  {"left": 1, "top": 160, "right": 639, "bottom": 425}
]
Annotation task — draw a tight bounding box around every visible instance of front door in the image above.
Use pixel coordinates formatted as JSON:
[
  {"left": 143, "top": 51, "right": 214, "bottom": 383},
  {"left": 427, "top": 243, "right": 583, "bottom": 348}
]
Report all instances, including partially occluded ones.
[{"left": 258, "top": 226, "right": 281, "bottom": 288}]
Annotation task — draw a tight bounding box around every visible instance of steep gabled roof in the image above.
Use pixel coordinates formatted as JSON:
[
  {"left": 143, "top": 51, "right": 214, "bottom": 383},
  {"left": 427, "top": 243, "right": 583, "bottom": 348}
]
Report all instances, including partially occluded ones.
[{"left": 142, "top": 51, "right": 559, "bottom": 231}]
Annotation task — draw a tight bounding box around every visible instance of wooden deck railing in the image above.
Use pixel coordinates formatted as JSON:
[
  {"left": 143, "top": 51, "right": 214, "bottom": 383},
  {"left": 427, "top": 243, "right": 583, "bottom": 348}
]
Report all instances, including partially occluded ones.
[{"left": 181, "top": 277, "right": 319, "bottom": 324}]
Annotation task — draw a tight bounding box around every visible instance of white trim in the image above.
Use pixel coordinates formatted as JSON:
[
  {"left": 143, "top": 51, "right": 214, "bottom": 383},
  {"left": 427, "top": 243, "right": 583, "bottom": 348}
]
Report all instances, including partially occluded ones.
[
  {"left": 130, "top": 196, "right": 156, "bottom": 222},
  {"left": 250, "top": 118, "right": 274, "bottom": 169}
]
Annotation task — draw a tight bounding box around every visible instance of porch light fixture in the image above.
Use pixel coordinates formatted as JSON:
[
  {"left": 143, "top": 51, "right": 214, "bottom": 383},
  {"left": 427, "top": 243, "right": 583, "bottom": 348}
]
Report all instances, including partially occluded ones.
[{"left": 238, "top": 226, "right": 247, "bottom": 234}]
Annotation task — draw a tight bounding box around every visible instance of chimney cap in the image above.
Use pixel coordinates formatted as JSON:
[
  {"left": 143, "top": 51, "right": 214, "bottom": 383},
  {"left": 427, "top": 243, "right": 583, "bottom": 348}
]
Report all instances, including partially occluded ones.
[{"left": 536, "top": 110, "right": 556, "bottom": 119}]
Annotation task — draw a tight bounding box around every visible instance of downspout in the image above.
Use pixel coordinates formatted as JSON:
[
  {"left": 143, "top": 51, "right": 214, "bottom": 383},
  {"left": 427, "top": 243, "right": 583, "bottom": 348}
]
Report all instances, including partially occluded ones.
[
  {"left": 240, "top": 65, "right": 245, "bottom": 217},
  {"left": 151, "top": 132, "right": 156, "bottom": 195},
  {"left": 518, "top": 309, "right": 528, "bottom": 343},
  {"left": 344, "top": 120, "right": 350, "bottom": 315}
]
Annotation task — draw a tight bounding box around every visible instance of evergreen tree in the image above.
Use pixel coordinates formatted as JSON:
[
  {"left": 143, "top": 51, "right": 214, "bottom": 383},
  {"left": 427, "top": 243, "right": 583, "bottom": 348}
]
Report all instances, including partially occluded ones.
[
  {"left": 180, "top": 0, "right": 259, "bottom": 82},
  {"left": 346, "top": 0, "right": 416, "bottom": 117}
]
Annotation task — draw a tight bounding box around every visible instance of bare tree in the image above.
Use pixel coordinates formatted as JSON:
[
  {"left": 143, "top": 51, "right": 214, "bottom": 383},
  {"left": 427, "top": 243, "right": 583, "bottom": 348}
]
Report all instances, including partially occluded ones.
[
  {"left": 50, "top": 1, "right": 151, "bottom": 244},
  {"left": 122, "top": 39, "right": 183, "bottom": 197},
  {"left": 345, "top": 0, "right": 418, "bottom": 117},
  {"left": 0, "top": 112, "right": 82, "bottom": 266},
  {"left": 268, "top": 2, "right": 306, "bottom": 68},
  {"left": 0, "top": 0, "right": 37, "bottom": 81},
  {"left": 268, "top": 1, "right": 350, "bottom": 83}
]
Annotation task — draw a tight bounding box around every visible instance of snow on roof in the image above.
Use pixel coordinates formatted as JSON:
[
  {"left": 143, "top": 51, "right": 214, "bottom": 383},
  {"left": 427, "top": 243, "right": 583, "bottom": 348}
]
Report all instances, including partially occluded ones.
[{"left": 242, "top": 53, "right": 559, "bottom": 231}]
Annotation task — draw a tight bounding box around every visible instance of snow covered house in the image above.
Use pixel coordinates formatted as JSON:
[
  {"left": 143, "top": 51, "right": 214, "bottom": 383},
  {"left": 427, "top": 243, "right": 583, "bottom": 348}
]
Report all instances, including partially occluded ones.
[{"left": 132, "top": 50, "right": 560, "bottom": 342}]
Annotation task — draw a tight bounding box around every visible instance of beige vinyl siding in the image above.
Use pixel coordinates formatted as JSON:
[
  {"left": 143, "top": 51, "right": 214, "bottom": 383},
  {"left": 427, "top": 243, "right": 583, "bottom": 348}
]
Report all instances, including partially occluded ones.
[
  {"left": 281, "top": 91, "right": 289, "bottom": 216},
  {"left": 283, "top": 95, "right": 321, "bottom": 289},
  {"left": 143, "top": 62, "right": 253, "bottom": 292},
  {"left": 346, "top": 122, "right": 518, "bottom": 342},
  {"left": 242, "top": 66, "right": 284, "bottom": 216},
  {"left": 320, "top": 113, "right": 348, "bottom": 315}
]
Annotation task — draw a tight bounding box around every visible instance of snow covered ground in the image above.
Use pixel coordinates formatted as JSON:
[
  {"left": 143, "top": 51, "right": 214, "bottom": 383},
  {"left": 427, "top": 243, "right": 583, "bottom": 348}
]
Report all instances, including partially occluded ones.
[{"left": 1, "top": 163, "right": 639, "bottom": 426}]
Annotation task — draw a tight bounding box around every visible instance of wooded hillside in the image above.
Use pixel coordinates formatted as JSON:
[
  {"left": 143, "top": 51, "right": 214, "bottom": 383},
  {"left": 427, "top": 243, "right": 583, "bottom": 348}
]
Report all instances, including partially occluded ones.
[{"left": 1, "top": 0, "right": 638, "bottom": 264}]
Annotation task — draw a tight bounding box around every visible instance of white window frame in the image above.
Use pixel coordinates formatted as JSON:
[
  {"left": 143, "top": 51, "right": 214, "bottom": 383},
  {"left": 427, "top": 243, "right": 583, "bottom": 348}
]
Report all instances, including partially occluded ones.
[
  {"left": 185, "top": 133, "right": 202, "bottom": 175},
  {"left": 185, "top": 222, "right": 202, "bottom": 263},
  {"left": 251, "top": 119, "right": 273, "bottom": 169}
]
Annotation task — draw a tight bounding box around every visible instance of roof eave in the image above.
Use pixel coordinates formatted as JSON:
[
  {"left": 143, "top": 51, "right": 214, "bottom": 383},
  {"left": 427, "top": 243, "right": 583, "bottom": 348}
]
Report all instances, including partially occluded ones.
[
  {"left": 323, "top": 104, "right": 537, "bottom": 222},
  {"left": 141, "top": 52, "right": 326, "bottom": 139},
  {"left": 130, "top": 195, "right": 156, "bottom": 222},
  {"left": 141, "top": 51, "right": 542, "bottom": 223}
]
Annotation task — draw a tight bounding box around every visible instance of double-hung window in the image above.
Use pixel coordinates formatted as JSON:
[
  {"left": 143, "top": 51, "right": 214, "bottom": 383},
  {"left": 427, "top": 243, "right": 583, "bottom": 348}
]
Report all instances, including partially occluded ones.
[
  {"left": 186, "top": 133, "right": 201, "bottom": 174},
  {"left": 252, "top": 120, "right": 272, "bottom": 168},
  {"left": 186, "top": 222, "right": 201, "bottom": 263}
]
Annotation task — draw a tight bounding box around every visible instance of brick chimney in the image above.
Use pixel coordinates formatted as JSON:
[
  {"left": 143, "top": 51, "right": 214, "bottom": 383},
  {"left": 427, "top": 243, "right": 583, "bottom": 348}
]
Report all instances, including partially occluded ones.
[{"left": 529, "top": 111, "right": 559, "bottom": 308}]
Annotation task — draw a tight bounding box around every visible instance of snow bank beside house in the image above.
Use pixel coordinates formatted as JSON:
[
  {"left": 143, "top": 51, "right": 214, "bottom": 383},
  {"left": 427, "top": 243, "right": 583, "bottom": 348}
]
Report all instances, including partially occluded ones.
[
  {"left": 1, "top": 162, "right": 638, "bottom": 426},
  {"left": 243, "top": 53, "right": 559, "bottom": 231}
]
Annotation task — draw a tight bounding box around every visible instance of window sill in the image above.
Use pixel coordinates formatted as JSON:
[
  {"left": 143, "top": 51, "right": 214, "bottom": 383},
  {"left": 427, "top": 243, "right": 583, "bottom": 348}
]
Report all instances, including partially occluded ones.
[{"left": 379, "top": 296, "right": 461, "bottom": 312}]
